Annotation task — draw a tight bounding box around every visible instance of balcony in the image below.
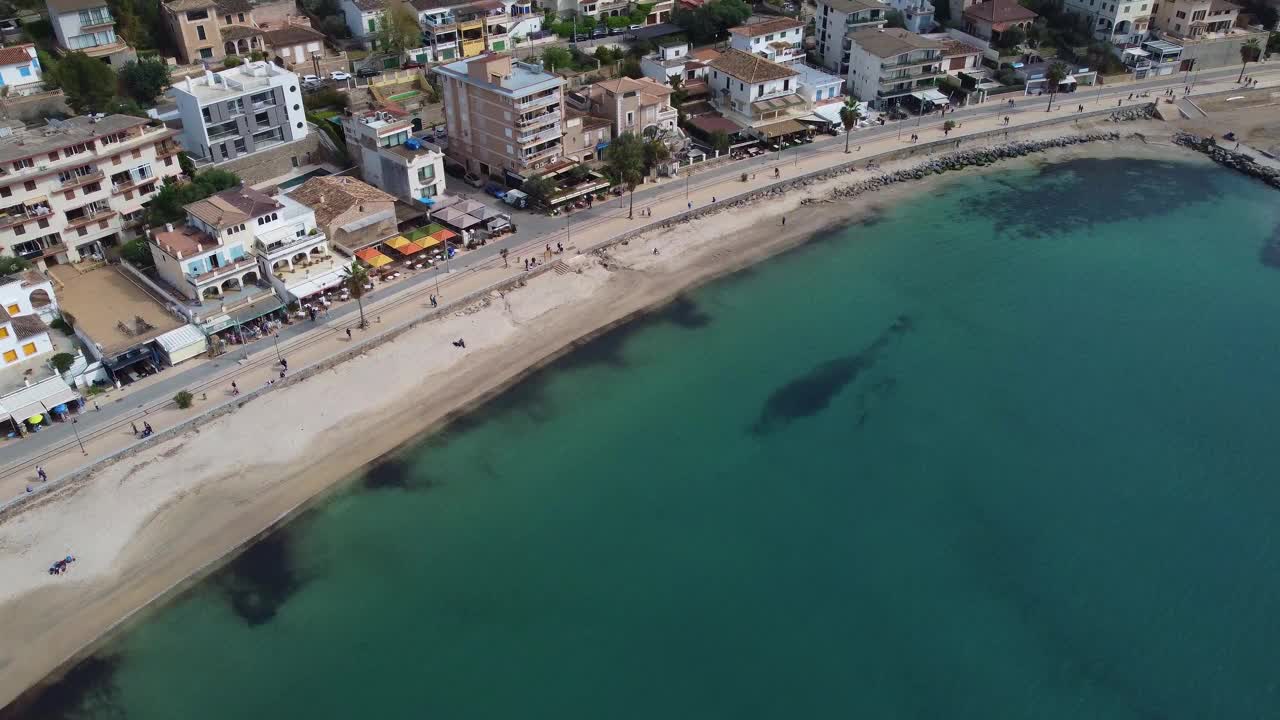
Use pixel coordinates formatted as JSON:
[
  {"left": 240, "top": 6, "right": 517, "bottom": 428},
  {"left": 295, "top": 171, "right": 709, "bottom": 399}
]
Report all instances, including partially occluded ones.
[
  {"left": 879, "top": 68, "right": 942, "bottom": 85},
  {"left": 521, "top": 143, "right": 561, "bottom": 166},
  {"left": 519, "top": 125, "right": 561, "bottom": 146},
  {"left": 64, "top": 207, "right": 117, "bottom": 229},
  {"left": 881, "top": 55, "right": 942, "bottom": 70},
  {"left": 189, "top": 256, "right": 256, "bottom": 286},
  {"left": 0, "top": 204, "right": 52, "bottom": 229},
  {"left": 518, "top": 109, "right": 560, "bottom": 128},
  {"left": 424, "top": 14, "right": 456, "bottom": 26},
  {"left": 16, "top": 240, "right": 65, "bottom": 261},
  {"left": 255, "top": 228, "right": 326, "bottom": 259},
  {"left": 59, "top": 169, "right": 105, "bottom": 191},
  {"left": 111, "top": 173, "right": 156, "bottom": 195},
  {"left": 514, "top": 93, "right": 559, "bottom": 111}
]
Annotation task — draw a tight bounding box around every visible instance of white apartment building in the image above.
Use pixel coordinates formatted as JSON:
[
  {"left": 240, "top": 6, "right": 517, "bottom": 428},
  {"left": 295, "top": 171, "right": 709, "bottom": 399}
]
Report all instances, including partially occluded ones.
[
  {"left": 46, "top": 0, "right": 136, "bottom": 67},
  {"left": 729, "top": 16, "right": 807, "bottom": 65},
  {"left": 0, "top": 44, "right": 44, "bottom": 96},
  {"left": 1062, "top": 0, "right": 1153, "bottom": 44},
  {"left": 883, "top": 0, "right": 936, "bottom": 34},
  {"left": 170, "top": 61, "right": 308, "bottom": 164},
  {"left": 433, "top": 53, "right": 565, "bottom": 179},
  {"left": 1151, "top": 0, "right": 1239, "bottom": 38},
  {"left": 815, "top": 0, "right": 889, "bottom": 76},
  {"left": 640, "top": 42, "right": 711, "bottom": 84},
  {"left": 0, "top": 116, "right": 182, "bottom": 269},
  {"left": 707, "top": 48, "right": 807, "bottom": 127},
  {"left": 342, "top": 110, "right": 448, "bottom": 203},
  {"left": 845, "top": 27, "right": 945, "bottom": 109}
]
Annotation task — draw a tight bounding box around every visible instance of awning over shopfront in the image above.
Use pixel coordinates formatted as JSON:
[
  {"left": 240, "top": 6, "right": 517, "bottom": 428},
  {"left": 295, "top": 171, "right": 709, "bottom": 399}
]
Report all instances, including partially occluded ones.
[
  {"left": 433, "top": 207, "right": 482, "bottom": 230},
  {"left": 750, "top": 95, "right": 805, "bottom": 115},
  {"left": 155, "top": 323, "right": 209, "bottom": 366},
  {"left": 912, "top": 88, "right": 950, "bottom": 104},
  {"left": 755, "top": 118, "right": 811, "bottom": 140},
  {"left": 687, "top": 113, "right": 743, "bottom": 136},
  {"left": 1123, "top": 47, "right": 1150, "bottom": 57},
  {"left": 287, "top": 268, "right": 346, "bottom": 301},
  {"left": 1060, "top": 74, "right": 1077, "bottom": 85},
  {"left": 0, "top": 375, "right": 81, "bottom": 424},
  {"left": 356, "top": 247, "right": 394, "bottom": 267},
  {"left": 385, "top": 236, "right": 425, "bottom": 255}
]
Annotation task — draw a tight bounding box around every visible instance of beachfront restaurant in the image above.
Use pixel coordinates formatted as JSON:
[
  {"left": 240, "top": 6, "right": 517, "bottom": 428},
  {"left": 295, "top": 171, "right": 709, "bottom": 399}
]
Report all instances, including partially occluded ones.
[{"left": 0, "top": 375, "right": 83, "bottom": 438}]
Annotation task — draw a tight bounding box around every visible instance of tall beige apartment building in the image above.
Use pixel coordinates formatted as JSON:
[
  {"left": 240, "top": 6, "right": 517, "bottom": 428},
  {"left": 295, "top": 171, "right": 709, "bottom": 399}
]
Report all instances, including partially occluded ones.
[{"left": 432, "top": 53, "right": 566, "bottom": 181}]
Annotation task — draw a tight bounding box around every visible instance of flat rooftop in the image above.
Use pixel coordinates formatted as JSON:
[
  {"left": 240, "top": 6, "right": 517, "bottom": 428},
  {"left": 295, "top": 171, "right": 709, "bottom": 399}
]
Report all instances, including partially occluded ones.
[
  {"left": 434, "top": 56, "right": 562, "bottom": 96},
  {"left": 0, "top": 115, "right": 150, "bottom": 167},
  {"left": 173, "top": 62, "right": 293, "bottom": 103},
  {"left": 50, "top": 265, "right": 183, "bottom": 358}
]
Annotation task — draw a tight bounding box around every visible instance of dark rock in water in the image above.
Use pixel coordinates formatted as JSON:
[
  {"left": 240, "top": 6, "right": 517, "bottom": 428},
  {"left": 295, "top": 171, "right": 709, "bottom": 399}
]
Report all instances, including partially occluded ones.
[
  {"left": 217, "top": 530, "right": 305, "bottom": 627},
  {"left": 751, "top": 315, "right": 911, "bottom": 434},
  {"left": 1261, "top": 233, "right": 1280, "bottom": 269},
  {"left": 656, "top": 295, "right": 712, "bottom": 329},
  {"left": 364, "top": 456, "right": 412, "bottom": 491},
  {"left": 0, "top": 654, "right": 125, "bottom": 720}
]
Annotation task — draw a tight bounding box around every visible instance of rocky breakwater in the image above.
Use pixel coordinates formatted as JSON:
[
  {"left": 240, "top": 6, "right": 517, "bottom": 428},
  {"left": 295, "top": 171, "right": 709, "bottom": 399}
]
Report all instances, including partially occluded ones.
[
  {"left": 1172, "top": 132, "right": 1280, "bottom": 190},
  {"left": 804, "top": 133, "right": 1122, "bottom": 205}
]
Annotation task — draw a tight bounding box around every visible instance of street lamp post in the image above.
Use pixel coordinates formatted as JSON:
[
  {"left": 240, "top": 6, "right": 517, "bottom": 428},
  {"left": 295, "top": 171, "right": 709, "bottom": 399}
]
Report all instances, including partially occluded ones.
[{"left": 40, "top": 400, "right": 86, "bottom": 455}]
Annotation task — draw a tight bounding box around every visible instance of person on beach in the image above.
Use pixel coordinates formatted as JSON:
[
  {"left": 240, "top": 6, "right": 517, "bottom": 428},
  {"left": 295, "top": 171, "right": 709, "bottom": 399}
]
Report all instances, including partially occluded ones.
[
  {"left": 557, "top": 242, "right": 564, "bottom": 253},
  {"left": 687, "top": 201, "right": 692, "bottom": 210}
]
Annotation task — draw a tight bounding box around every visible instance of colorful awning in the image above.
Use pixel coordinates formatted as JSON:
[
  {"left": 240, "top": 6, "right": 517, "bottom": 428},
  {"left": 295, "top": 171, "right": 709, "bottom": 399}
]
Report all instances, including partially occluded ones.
[{"left": 356, "top": 247, "right": 393, "bottom": 267}]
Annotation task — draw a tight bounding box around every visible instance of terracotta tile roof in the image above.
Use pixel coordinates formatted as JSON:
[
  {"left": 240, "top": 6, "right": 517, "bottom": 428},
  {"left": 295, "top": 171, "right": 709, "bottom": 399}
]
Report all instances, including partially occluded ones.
[
  {"left": 220, "top": 24, "right": 263, "bottom": 41},
  {"left": 728, "top": 17, "right": 804, "bottom": 37},
  {"left": 185, "top": 186, "right": 281, "bottom": 229},
  {"left": 594, "top": 76, "right": 673, "bottom": 97},
  {"left": 0, "top": 44, "right": 34, "bottom": 67},
  {"left": 9, "top": 314, "right": 47, "bottom": 340},
  {"left": 349, "top": 0, "right": 387, "bottom": 11},
  {"left": 963, "top": 0, "right": 1038, "bottom": 24},
  {"left": 47, "top": 0, "right": 114, "bottom": 13},
  {"left": 216, "top": 0, "right": 253, "bottom": 12},
  {"left": 940, "top": 38, "right": 983, "bottom": 57},
  {"left": 165, "top": 0, "right": 217, "bottom": 11},
  {"left": 263, "top": 24, "right": 326, "bottom": 46},
  {"left": 288, "top": 176, "right": 396, "bottom": 228},
  {"left": 708, "top": 48, "right": 799, "bottom": 83},
  {"left": 847, "top": 28, "right": 942, "bottom": 58},
  {"left": 688, "top": 47, "right": 721, "bottom": 62},
  {"left": 152, "top": 224, "right": 218, "bottom": 258}
]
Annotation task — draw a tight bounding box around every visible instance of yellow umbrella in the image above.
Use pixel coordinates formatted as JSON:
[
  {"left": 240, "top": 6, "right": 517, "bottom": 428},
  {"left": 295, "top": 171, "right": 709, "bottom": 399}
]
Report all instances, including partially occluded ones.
[
  {"left": 27, "top": 414, "right": 43, "bottom": 425},
  {"left": 367, "top": 253, "right": 393, "bottom": 268},
  {"left": 385, "top": 236, "right": 410, "bottom": 249}
]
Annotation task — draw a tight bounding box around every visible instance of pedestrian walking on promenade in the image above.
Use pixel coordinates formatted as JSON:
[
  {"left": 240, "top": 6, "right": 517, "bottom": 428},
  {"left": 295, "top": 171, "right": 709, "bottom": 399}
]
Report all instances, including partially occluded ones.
[
  {"left": 346, "top": 327, "right": 352, "bottom": 340},
  {"left": 36, "top": 466, "right": 47, "bottom": 482},
  {"left": 231, "top": 381, "right": 239, "bottom": 396}
]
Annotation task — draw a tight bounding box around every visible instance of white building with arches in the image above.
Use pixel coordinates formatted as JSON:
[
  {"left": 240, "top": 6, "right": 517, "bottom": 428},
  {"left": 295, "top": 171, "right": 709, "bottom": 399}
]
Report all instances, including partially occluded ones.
[{"left": 0, "top": 270, "right": 56, "bottom": 369}]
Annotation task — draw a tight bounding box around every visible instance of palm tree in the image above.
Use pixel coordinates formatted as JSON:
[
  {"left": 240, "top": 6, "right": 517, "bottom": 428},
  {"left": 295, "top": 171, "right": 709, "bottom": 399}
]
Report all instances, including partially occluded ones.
[
  {"left": 1238, "top": 38, "right": 1261, "bottom": 83},
  {"left": 604, "top": 132, "right": 646, "bottom": 219},
  {"left": 1044, "top": 61, "right": 1068, "bottom": 112},
  {"left": 343, "top": 259, "right": 369, "bottom": 329},
  {"left": 839, "top": 96, "right": 863, "bottom": 153}
]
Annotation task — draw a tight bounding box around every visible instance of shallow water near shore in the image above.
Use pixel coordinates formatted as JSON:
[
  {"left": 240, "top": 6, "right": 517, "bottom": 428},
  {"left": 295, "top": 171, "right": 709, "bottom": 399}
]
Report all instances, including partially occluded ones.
[{"left": 14, "top": 153, "right": 1280, "bottom": 719}]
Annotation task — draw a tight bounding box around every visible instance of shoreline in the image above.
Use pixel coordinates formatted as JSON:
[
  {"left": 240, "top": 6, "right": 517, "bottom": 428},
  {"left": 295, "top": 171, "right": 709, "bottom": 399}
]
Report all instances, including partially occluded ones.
[{"left": 0, "top": 122, "right": 1203, "bottom": 710}]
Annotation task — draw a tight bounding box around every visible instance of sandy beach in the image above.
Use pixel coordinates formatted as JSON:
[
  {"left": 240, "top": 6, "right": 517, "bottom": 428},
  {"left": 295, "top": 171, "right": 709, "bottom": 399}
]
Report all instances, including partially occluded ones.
[{"left": 0, "top": 118, "right": 1209, "bottom": 708}]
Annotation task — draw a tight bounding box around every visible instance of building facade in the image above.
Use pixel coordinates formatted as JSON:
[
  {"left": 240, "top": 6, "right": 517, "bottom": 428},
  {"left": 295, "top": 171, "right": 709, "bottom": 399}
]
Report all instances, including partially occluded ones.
[
  {"left": 342, "top": 0, "right": 386, "bottom": 48},
  {"left": 262, "top": 23, "right": 328, "bottom": 69},
  {"left": 961, "top": 0, "right": 1038, "bottom": 43},
  {"left": 728, "top": 17, "right": 807, "bottom": 65},
  {"left": 161, "top": 0, "right": 263, "bottom": 65},
  {"left": 1062, "top": 0, "right": 1153, "bottom": 45},
  {"left": 707, "top": 48, "right": 806, "bottom": 127},
  {"left": 288, "top": 175, "right": 398, "bottom": 255},
  {"left": 1151, "top": 0, "right": 1239, "bottom": 38},
  {"left": 0, "top": 115, "right": 182, "bottom": 269},
  {"left": 46, "top": 0, "right": 136, "bottom": 67},
  {"left": 414, "top": 0, "right": 513, "bottom": 63},
  {"left": 170, "top": 61, "right": 307, "bottom": 164},
  {"left": 640, "top": 42, "right": 711, "bottom": 84},
  {"left": 814, "top": 0, "right": 887, "bottom": 75},
  {"left": 883, "top": 0, "right": 937, "bottom": 34},
  {"left": 433, "top": 53, "right": 565, "bottom": 179},
  {"left": 568, "top": 77, "right": 678, "bottom": 139},
  {"left": 0, "top": 44, "right": 44, "bottom": 96},
  {"left": 845, "top": 27, "right": 944, "bottom": 108},
  {"left": 343, "top": 110, "right": 448, "bottom": 203},
  {"left": 0, "top": 270, "right": 55, "bottom": 368}
]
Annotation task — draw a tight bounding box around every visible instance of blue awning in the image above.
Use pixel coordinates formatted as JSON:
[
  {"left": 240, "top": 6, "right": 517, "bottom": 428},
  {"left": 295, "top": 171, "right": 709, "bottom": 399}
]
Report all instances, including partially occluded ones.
[{"left": 595, "top": 140, "right": 610, "bottom": 150}]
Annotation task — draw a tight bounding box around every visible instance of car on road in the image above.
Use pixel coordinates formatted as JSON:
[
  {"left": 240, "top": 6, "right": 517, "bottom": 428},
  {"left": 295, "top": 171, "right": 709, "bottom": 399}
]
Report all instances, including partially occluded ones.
[
  {"left": 464, "top": 172, "right": 485, "bottom": 188},
  {"left": 330, "top": 70, "right": 351, "bottom": 81},
  {"left": 401, "top": 61, "right": 424, "bottom": 70},
  {"left": 356, "top": 66, "right": 381, "bottom": 79}
]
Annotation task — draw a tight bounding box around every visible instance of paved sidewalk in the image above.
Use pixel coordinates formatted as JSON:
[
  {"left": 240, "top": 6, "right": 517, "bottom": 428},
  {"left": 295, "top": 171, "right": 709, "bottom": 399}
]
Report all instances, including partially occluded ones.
[{"left": 1, "top": 64, "right": 1275, "bottom": 503}]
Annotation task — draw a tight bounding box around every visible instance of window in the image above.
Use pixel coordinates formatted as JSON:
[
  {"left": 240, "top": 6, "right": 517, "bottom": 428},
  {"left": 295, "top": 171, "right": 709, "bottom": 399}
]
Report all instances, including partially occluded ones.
[
  {"left": 0, "top": 187, "right": 9, "bottom": 198},
  {"left": 6, "top": 303, "right": 18, "bottom": 315},
  {"left": 368, "top": 18, "right": 377, "bottom": 31},
  {"left": 224, "top": 14, "right": 232, "bottom": 23},
  {"left": 1175, "top": 10, "right": 1185, "bottom": 17},
  {"left": 3, "top": 349, "right": 16, "bottom": 363},
  {"left": 234, "top": 138, "right": 247, "bottom": 153},
  {"left": 23, "top": 180, "right": 33, "bottom": 191},
  {"left": 22, "top": 342, "right": 36, "bottom": 356},
  {"left": 0, "top": 326, "right": 6, "bottom": 339},
  {"left": 1191, "top": 9, "right": 1205, "bottom": 19},
  {"left": 13, "top": 224, "right": 23, "bottom": 235},
  {"left": 626, "top": 110, "right": 634, "bottom": 126},
  {"left": 238, "top": 12, "right": 245, "bottom": 21},
  {"left": 18, "top": 66, "right": 29, "bottom": 77},
  {"left": 197, "top": 25, "right": 206, "bottom": 41},
  {"left": 13, "top": 158, "right": 31, "bottom": 171}
]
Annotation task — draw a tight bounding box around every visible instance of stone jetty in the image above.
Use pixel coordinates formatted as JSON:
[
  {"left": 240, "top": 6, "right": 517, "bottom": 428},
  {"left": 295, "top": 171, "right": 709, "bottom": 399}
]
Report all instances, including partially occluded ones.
[{"left": 1172, "top": 132, "right": 1280, "bottom": 190}]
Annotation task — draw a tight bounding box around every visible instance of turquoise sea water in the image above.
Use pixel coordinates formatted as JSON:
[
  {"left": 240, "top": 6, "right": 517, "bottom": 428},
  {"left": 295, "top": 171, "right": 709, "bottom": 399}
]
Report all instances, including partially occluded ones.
[{"left": 12, "top": 154, "right": 1280, "bottom": 719}]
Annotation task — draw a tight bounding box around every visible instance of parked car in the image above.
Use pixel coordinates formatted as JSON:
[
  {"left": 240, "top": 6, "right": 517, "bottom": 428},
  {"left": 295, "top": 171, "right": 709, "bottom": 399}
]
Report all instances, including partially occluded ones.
[
  {"left": 502, "top": 188, "right": 529, "bottom": 209},
  {"left": 444, "top": 159, "right": 467, "bottom": 178},
  {"left": 330, "top": 70, "right": 351, "bottom": 81},
  {"left": 401, "top": 60, "right": 424, "bottom": 69},
  {"left": 574, "top": 32, "right": 591, "bottom": 41},
  {"left": 608, "top": 26, "right": 626, "bottom": 35},
  {"left": 302, "top": 74, "right": 321, "bottom": 84},
  {"left": 629, "top": 24, "right": 642, "bottom": 30},
  {"left": 356, "top": 66, "right": 380, "bottom": 79},
  {"left": 464, "top": 173, "right": 485, "bottom": 188},
  {"left": 484, "top": 182, "right": 507, "bottom": 199},
  {"left": 591, "top": 27, "right": 607, "bottom": 38}
]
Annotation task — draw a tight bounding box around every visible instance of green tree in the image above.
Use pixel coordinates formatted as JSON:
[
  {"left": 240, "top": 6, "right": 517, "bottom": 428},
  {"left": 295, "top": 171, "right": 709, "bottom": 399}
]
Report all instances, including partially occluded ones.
[
  {"left": 1044, "top": 61, "right": 1068, "bottom": 112},
  {"left": 643, "top": 138, "right": 670, "bottom": 172},
  {"left": 104, "top": 96, "right": 149, "bottom": 118},
  {"left": 375, "top": 3, "right": 423, "bottom": 56},
  {"left": 1239, "top": 37, "right": 1262, "bottom": 83},
  {"left": 51, "top": 352, "right": 76, "bottom": 374},
  {"left": 144, "top": 169, "right": 241, "bottom": 226},
  {"left": 0, "top": 254, "right": 31, "bottom": 275},
  {"left": 621, "top": 58, "right": 643, "bottom": 79},
  {"left": 120, "top": 56, "right": 171, "bottom": 105},
  {"left": 120, "top": 237, "right": 153, "bottom": 266},
  {"left": 994, "top": 25, "right": 1025, "bottom": 51},
  {"left": 594, "top": 45, "right": 616, "bottom": 65},
  {"left": 1269, "top": 31, "right": 1280, "bottom": 57},
  {"left": 223, "top": 55, "right": 243, "bottom": 67},
  {"left": 605, "top": 132, "right": 646, "bottom": 219},
  {"left": 542, "top": 46, "right": 572, "bottom": 71},
  {"left": 709, "top": 129, "right": 731, "bottom": 154},
  {"left": 174, "top": 390, "right": 194, "bottom": 409},
  {"left": 53, "top": 52, "right": 117, "bottom": 114},
  {"left": 178, "top": 151, "right": 196, "bottom": 178},
  {"left": 672, "top": 0, "right": 750, "bottom": 44},
  {"left": 839, "top": 96, "right": 862, "bottom": 153},
  {"left": 342, "top": 259, "right": 370, "bottom": 329},
  {"left": 943, "top": 119, "right": 957, "bottom": 135},
  {"left": 521, "top": 176, "right": 555, "bottom": 206}
]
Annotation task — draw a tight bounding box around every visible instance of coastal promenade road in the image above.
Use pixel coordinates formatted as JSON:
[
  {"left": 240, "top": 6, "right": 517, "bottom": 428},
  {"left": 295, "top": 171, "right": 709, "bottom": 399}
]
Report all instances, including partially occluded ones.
[{"left": 1, "top": 65, "right": 1276, "bottom": 504}]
